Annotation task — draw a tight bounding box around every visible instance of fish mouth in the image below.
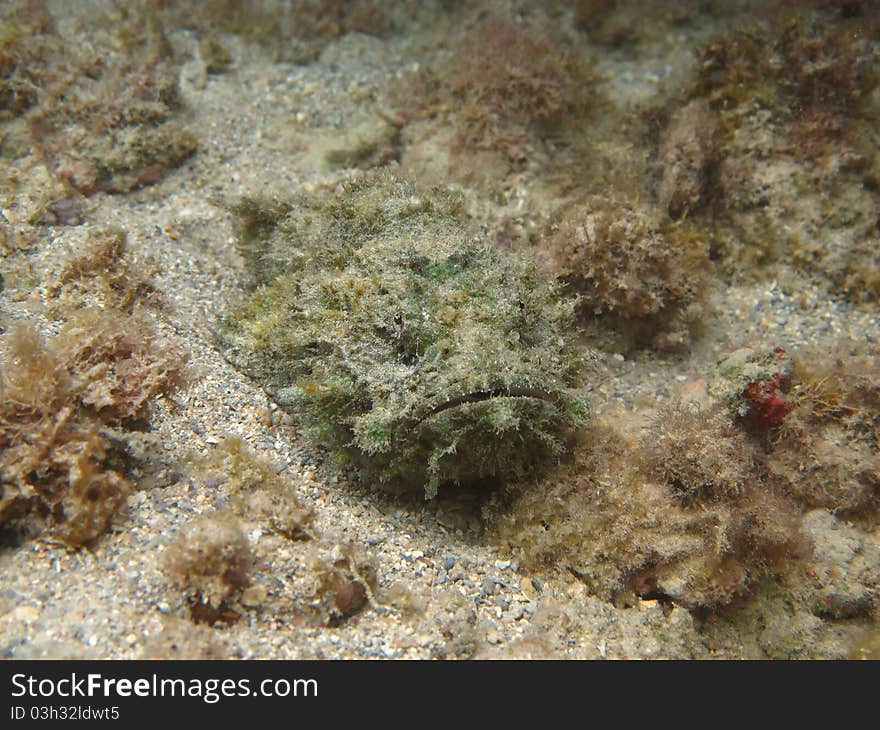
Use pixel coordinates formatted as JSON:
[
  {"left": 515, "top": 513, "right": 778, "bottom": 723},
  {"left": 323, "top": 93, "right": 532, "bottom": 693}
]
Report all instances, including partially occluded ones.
[{"left": 412, "top": 387, "right": 559, "bottom": 427}]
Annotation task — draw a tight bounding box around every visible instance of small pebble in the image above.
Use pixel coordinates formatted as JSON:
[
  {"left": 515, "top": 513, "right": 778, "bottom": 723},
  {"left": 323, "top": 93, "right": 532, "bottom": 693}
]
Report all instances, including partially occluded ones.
[
  {"left": 242, "top": 584, "right": 268, "bottom": 607},
  {"left": 11, "top": 605, "right": 40, "bottom": 622}
]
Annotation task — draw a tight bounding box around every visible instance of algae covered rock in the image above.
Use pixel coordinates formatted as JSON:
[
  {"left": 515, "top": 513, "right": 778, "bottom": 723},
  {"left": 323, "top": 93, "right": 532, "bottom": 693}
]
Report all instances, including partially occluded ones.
[
  {"left": 8, "top": 2, "right": 197, "bottom": 195},
  {"left": 541, "top": 194, "right": 710, "bottom": 349},
  {"left": 217, "top": 173, "right": 589, "bottom": 497}
]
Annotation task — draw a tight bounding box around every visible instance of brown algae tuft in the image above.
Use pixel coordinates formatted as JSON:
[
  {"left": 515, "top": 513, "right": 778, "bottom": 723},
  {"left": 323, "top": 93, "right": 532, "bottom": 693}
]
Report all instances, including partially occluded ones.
[
  {"left": 541, "top": 193, "right": 710, "bottom": 350},
  {"left": 0, "top": 311, "right": 189, "bottom": 546}
]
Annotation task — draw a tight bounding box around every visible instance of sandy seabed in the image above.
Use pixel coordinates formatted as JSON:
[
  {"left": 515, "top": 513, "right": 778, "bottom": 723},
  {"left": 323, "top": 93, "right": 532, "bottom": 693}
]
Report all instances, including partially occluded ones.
[{"left": 1, "top": 0, "right": 879, "bottom": 659}]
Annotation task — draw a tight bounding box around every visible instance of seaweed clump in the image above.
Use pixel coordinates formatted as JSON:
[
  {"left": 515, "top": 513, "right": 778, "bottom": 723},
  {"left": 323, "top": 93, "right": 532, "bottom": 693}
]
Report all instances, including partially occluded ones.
[
  {"left": 689, "top": 7, "right": 880, "bottom": 297},
  {"left": 28, "top": 26, "right": 197, "bottom": 195},
  {"left": 193, "top": 436, "right": 314, "bottom": 542},
  {"left": 0, "top": 310, "right": 188, "bottom": 545},
  {"left": 707, "top": 343, "right": 879, "bottom": 520},
  {"left": 0, "top": 0, "right": 53, "bottom": 122},
  {"left": 165, "top": 512, "right": 253, "bottom": 626},
  {"left": 767, "top": 344, "right": 880, "bottom": 518},
  {"left": 492, "top": 343, "right": 879, "bottom": 617},
  {"left": 540, "top": 194, "right": 710, "bottom": 349},
  {"left": 397, "top": 18, "right": 597, "bottom": 182},
  {"left": 174, "top": 439, "right": 378, "bottom": 628},
  {"left": 47, "top": 228, "right": 160, "bottom": 313},
  {"left": 217, "top": 172, "right": 590, "bottom": 498},
  {"left": 1, "top": 1, "right": 197, "bottom": 194},
  {"left": 491, "top": 410, "right": 804, "bottom": 612}
]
